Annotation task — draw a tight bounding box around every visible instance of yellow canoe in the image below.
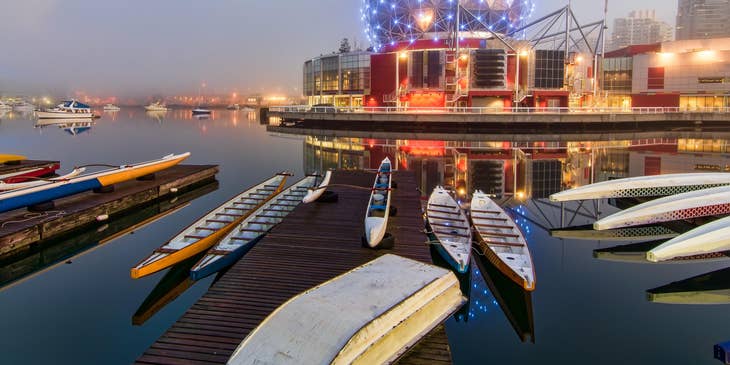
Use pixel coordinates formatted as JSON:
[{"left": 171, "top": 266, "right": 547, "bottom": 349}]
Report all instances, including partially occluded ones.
[
  {"left": 0, "top": 154, "right": 27, "bottom": 164},
  {"left": 130, "top": 173, "right": 289, "bottom": 279}
]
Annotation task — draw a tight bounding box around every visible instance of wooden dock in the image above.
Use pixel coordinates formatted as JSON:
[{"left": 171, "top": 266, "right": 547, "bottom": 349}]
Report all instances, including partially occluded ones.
[
  {"left": 136, "top": 171, "right": 454, "bottom": 365},
  {"left": 0, "top": 165, "right": 218, "bottom": 259}
]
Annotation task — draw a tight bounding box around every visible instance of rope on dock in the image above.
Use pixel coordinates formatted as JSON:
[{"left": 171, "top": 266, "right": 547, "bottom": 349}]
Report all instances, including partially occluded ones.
[{"left": 1, "top": 210, "right": 66, "bottom": 228}]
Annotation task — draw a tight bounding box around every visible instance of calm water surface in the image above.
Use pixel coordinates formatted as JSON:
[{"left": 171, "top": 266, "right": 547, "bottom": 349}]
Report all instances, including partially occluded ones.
[{"left": 0, "top": 109, "right": 728, "bottom": 364}]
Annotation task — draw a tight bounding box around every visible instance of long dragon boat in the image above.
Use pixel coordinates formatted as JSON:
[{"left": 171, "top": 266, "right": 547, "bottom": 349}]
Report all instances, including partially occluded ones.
[
  {"left": 647, "top": 214, "right": 730, "bottom": 262},
  {"left": 364, "top": 157, "right": 393, "bottom": 248},
  {"left": 0, "top": 153, "right": 190, "bottom": 213},
  {"left": 471, "top": 191, "right": 535, "bottom": 291},
  {"left": 550, "top": 173, "right": 730, "bottom": 202},
  {"left": 226, "top": 254, "right": 465, "bottom": 365},
  {"left": 189, "top": 174, "right": 317, "bottom": 281},
  {"left": 594, "top": 185, "right": 730, "bottom": 231},
  {"left": 130, "top": 173, "right": 288, "bottom": 279},
  {"left": 425, "top": 186, "right": 471, "bottom": 274}
]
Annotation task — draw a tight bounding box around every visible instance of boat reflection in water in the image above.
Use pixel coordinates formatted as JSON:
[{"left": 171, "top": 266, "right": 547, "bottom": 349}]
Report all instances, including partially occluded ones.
[
  {"left": 34, "top": 118, "right": 95, "bottom": 136},
  {"left": 473, "top": 252, "right": 535, "bottom": 343},
  {"left": 428, "top": 245, "right": 471, "bottom": 322},
  {"left": 0, "top": 180, "right": 218, "bottom": 292},
  {"left": 593, "top": 239, "right": 730, "bottom": 264},
  {"left": 145, "top": 111, "right": 167, "bottom": 124},
  {"left": 648, "top": 266, "right": 730, "bottom": 305},
  {"left": 551, "top": 224, "right": 679, "bottom": 243}
]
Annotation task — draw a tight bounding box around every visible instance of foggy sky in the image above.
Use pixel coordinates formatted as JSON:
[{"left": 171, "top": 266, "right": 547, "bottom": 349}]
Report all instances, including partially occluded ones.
[{"left": 0, "top": 0, "right": 677, "bottom": 98}]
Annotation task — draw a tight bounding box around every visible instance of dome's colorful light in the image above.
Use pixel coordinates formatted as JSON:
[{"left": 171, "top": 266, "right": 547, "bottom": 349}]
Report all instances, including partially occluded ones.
[{"left": 362, "top": 0, "right": 535, "bottom": 51}]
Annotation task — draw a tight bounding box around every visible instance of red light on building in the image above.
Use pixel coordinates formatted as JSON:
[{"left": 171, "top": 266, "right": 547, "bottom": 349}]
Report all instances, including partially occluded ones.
[{"left": 400, "top": 140, "right": 445, "bottom": 157}]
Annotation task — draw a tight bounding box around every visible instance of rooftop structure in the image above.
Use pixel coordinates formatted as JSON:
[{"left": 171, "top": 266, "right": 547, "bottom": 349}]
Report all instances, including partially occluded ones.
[
  {"left": 609, "top": 10, "right": 673, "bottom": 51},
  {"left": 677, "top": 0, "right": 730, "bottom": 40}
]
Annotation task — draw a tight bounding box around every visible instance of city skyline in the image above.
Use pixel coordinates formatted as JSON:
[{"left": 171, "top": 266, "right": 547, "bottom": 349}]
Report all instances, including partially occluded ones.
[{"left": 1, "top": 0, "right": 678, "bottom": 98}]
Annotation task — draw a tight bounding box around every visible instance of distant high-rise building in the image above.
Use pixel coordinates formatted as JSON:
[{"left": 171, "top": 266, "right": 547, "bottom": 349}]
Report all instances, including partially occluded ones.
[
  {"left": 676, "top": 0, "right": 730, "bottom": 40},
  {"left": 610, "top": 10, "right": 673, "bottom": 50}
]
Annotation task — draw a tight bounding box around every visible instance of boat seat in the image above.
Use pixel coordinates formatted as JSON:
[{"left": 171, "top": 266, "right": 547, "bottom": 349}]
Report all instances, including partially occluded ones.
[
  {"left": 375, "top": 183, "right": 389, "bottom": 188},
  {"left": 370, "top": 205, "right": 387, "bottom": 211}
]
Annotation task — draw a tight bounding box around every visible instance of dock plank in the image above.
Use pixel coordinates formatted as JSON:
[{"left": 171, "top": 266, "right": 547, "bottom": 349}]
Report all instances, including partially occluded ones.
[{"left": 137, "top": 171, "right": 452, "bottom": 365}]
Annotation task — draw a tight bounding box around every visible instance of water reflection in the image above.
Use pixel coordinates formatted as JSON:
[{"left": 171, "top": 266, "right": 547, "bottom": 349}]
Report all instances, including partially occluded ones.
[
  {"left": 648, "top": 267, "right": 730, "bottom": 305},
  {"left": 0, "top": 180, "right": 217, "bottom": 292},
  {"left": 35, "top": 118, "right": 95, "bottom": 136}
]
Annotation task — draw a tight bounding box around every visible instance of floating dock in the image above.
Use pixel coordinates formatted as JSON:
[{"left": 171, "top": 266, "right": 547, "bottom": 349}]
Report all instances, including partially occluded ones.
[
  {"left": 0, "top": 165, "right": 219, "bottom": 259},
  {"left": 136, "top": 171, "right": 454, "bottom": 365}
]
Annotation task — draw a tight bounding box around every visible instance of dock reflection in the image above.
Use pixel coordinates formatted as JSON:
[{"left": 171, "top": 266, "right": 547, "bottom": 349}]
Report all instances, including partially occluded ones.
[
  {"left": 648, "top": 267, "right": 730, "bottom": 305},
  {"left": 0, "top": 180, "right": 218, "bottom": 291}
]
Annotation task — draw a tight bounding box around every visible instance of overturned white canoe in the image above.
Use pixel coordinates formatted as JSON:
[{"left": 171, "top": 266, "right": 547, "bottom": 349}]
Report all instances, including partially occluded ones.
[
  {"left": 302, "top": 170, "right": 332, "bottom": 203},
  {"left": 550, "top": 173, "right": 730, "bottom": 202},
  {"left": 550, "top": 224, "right": 678, "bottom": 242},
  {"left": 647, "top": 215, "right": 730, "bottom": 262},
  {"left": 227, "top": 254, "right": 465, "bottom": 365},
  {"left": 594, "top": 185, "right": 730, "bottom": 231}
]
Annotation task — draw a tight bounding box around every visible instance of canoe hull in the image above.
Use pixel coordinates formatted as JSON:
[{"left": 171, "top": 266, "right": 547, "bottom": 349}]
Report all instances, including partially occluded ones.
[
  {"left": 189, "top": 235, "right": 264, "bottom": 281},
  {"left": 426, "top": 187, "right": 471, "bottom": 274}
]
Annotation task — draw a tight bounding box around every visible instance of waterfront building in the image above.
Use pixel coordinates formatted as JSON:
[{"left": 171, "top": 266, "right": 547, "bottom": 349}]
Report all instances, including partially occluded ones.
[
  {"left": 609, "top": 10, "right": 672, "bottom": 51},
  {"left": 603, "top": 38, "right": 730, "bottom": 109},
  {"left": 303, "top": 2, "right": 603, "bottom": 110},
  {"left": 676, "top": 0, "right": 730, "bottom": 40}
]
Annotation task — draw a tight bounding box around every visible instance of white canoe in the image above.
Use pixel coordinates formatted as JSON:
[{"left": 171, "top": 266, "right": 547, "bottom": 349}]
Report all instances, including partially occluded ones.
[
  {"left": 550, "top": 173, "right": 730, "bottom": 202},
  {"left": 594, "top": 185, "right": 730, "bottom": 231},
  {"left": 426, "top": 186, "right": 471, "bottom": 274},
  {"left": 190, "top": 175, "right": 317, "bottom": 280},
  {"left": 0, "top": 167, "right": 86, "bottom": 191},
  {"left": 130, "top": 173, "right": 288, "bottom": 279},
  {"left": 471, "top": 191, "right": 535, "bottom": 291},
  {"left": 364, "top": 158, "right": 392, "bottom": 248},
  {"left": 647, "top": 215, "right": 730, "bottom": 262},
  {"left": 226, "top": 254, "right": 466, "bottom": 365},
  {"left": 302, "top": 170, "right": 332, "bottom": 203}
]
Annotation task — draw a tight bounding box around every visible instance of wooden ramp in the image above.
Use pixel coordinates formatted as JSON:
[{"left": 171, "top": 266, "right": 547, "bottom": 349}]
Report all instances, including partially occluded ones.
[{"left": 136, "top": 171, "right": 453, "bottom": 365}]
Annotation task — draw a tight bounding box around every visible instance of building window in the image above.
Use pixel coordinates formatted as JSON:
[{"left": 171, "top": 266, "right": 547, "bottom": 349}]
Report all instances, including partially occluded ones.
[
  {"left": 534, "top": 50, "right": 565, "bottom": 89},
  {"left": 647, "top": 67, "right": 665, "bottom": 90}
]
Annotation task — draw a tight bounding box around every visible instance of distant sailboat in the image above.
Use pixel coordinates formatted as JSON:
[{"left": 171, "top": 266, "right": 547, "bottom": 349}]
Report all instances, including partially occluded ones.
[{"left": 192, "top": 83, "right": 211, "bottom": 116}]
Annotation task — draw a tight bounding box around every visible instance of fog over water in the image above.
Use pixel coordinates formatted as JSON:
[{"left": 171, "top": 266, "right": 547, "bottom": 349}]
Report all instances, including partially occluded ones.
[{"left": 0, "top": 0, "right": 676, "bottom": 97}]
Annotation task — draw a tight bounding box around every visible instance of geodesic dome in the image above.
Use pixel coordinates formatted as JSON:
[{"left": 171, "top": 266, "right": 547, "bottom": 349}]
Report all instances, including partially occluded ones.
[{"left": 362, "top": 0, "right": 535, "bottom": 51}]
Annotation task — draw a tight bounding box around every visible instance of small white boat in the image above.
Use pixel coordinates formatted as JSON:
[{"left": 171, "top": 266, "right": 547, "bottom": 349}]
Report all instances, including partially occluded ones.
[
  {"left": 192, "top": 107, "right": 211, "bottom": 115},
  {"left": 647, "top": 215, "right": 730, "bottom": 262},
  {"left": 302, "top": 170, "right": 332, "bottom": 203},
  {"left": 550, "top": 173, "right": 730, "bottom": 202},
  {"left": 0, "top": 102, "right": 12, "bottom": 110},
  {"left": 144, "top": 102, "right": 168, "bottom": 112},
  {"left": 471, "top": 191, "right": 535, "bottom": 291},
  {"left": 594, "top": 185, "right": 730, "bottom": 231},
  {"left": 226, "top": 254, "right": 466, "bottom": 365},
  {"left": 226, "top": 104, "right": 241, "bottom": 110},
  {"left": 36, "top": 100, "right": 93, "bottom": 119},
  {"left": 190, "top": 174, "right": 317, "bottom": 280},
  {"left": 13, "top": 102, "right": 36, "bottom": 112},
  {"left": 103, "top": 104, "right": 121, "bottom": 111},
  {"left": 364, "top": 158, "right": 392, "bottom": 248},
  {"left": 426, "top": 186, "right": 471, "bottom": 274}
]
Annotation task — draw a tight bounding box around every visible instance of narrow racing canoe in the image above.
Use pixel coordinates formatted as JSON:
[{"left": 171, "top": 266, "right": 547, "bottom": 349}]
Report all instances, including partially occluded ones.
[
  {"left": 426, "top": 186, "right": 471, "bottom": 274},
  {"left": 190, "top": 174, "right": 317, "bottom": 281},
  {"left": 0, "top": 167, "right": 84, "bottom": 191},
  {"left": 302, "top": 170, "right": 332, "bottom": 203},
  {"left": 0, "top": 153, "right": 190, "bottom": 213},
  {"left": 130, "top": 173, "right": 288, "bottom": 279},
  {"left": 364, "top": 158, "right": 392, "bottom": 248},
  {"left": 226, "top": 254, "right": 465, "bottom": 365},
  {"left": 471, "top": 191, "right": 535, "bottom": 291},
  {"left": 0, "top": 162, "right": 60, "bottom": 185},
  {"left": 647, "top": 215, "right": 730, "bottom": 262},
  {"left": 550, "top": 173, "right": 730, "bottom": 202},
  {"left": 594, "top": 185, "right": 730, "bottom": 231}
]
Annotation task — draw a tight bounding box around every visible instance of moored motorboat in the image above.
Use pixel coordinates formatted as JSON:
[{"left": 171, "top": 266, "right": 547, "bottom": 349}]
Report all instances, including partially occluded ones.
[
  {"left": 226, "top": 104, "right": 240, "bottom": 110},
  {"left": 594, "top": 185, "right": 730, "bottom": 231},
  {"left": 0, "top": 153, "right": 190, "bottom": 213},
  {"left": 36, "top": 100, "right": 94, "bottom": 119},
  {"left": 364, "top": 157, "right": 393, "bottom": 248},
  {"left": 190, "top": 174, "right": 317, "bottom": 281},
  {"left": 426, "top": 186, "right": 471, "bottom": 274},
  {"left": 130, "top": 173, "right": 289, "bottom": 279},
  {"left": 103, "top": 104, "right": 121, "bottom": 111},
  {"left": 144, "top": 102, "right": 168, "bottom": 112},
  {"left": 647, "top": 214, "right": 730, "bottom": 262},
  {"left": 226, "top": 254, "right": 466, "bottom": 365},
  {"left": 302, "top": 170, "right": 332, "bottom": 203},
  {"left": 13, "top": 102, "right": 36, "bottom": 112},
  {"left": 471, "top": 191, "right": 535, "bottom": 291},
  {"left": 192, "top": 107, "right": 211, "bottom": 115},
  {"left": 550, "top": 173, "right": 730, "bottom": 202}
]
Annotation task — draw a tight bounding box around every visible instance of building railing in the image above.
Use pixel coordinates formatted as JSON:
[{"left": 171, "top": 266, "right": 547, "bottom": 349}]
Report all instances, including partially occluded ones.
[{"left": 270, "top": 105, "right": 730, "bottom": 115}]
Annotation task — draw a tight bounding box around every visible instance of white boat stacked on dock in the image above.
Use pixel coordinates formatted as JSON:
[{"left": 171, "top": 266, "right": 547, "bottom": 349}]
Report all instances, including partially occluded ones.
[
  {"left": 226, "top": 254, "right": 466, "bottom": 365},
  {"left": 426, "top": 186, "right": 471, "bottom": 274},
  {"left": 647, "top": 215, "right": 730, "bottom": 263},
  {"left": 550, "top": 173, "right": 730, "bottom": 202},
  {"left": 190, "top": 174, "right": 317, "bottom": 281},
  {"left": 364, "top": 157, "right": 393, "bottom": 248},
  {"left": 302, "top": 170, "right": 332, "bottom": 203},
  {"left": 471, "top": 191, "right": 535, "bottom": 291},
  {"left": 36, "top": 100, "right": 93, "bottom": 119},
  {"left": 593, "top": 185, "right": 730, "bottom": 231}
]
